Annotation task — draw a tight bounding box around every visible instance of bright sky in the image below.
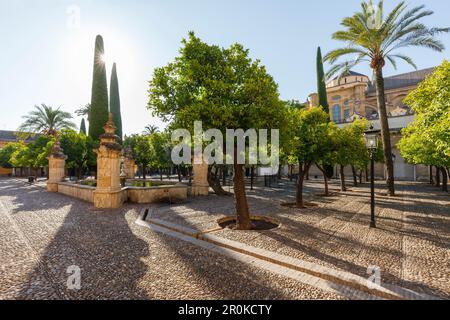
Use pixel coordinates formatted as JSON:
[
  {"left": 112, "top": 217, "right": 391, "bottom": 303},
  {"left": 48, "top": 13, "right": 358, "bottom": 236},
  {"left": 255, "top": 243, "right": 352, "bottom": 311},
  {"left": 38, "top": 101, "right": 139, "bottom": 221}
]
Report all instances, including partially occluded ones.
[{"left": 0, "top": 0, "right": 449, "bottom": 136}]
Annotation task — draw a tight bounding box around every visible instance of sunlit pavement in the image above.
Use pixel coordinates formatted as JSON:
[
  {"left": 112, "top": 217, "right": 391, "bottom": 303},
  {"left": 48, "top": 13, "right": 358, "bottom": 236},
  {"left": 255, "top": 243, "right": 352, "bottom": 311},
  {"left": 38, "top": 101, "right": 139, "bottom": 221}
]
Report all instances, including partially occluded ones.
[{"left": 0, "top": 178, "right": 448, "bottom": 299}]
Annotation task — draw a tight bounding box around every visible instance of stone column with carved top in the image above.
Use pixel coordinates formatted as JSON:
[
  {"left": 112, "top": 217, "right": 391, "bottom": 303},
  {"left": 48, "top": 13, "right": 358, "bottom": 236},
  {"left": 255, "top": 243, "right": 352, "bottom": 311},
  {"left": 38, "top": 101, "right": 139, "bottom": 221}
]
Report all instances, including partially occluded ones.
[
  {"left": 47, "top": 139, "right": 67, "bottom": 192},
  {"left": 122, "top": 142, "right": 136, "bottom": 179},
  {"left": 93, "top": 113, "right": 125, "bottom": 208}
]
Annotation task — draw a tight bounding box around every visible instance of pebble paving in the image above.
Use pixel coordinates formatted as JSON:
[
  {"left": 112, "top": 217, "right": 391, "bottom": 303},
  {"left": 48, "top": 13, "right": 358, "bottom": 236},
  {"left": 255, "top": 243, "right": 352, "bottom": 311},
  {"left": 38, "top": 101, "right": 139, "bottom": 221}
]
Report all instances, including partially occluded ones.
[
  {"left": 0, "top": 178, "right": 343, "bottom": 300},
  {"left": 0, "top": 177, "right": 448, "bottom": 300}
]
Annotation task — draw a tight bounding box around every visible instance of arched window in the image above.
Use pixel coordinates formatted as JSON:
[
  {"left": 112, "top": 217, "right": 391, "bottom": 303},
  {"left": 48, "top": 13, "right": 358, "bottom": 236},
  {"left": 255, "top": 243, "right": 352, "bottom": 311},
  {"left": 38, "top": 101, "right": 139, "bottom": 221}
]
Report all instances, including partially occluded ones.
[{"left": 333, "top": 105, "right": 341, "bottom": 122}]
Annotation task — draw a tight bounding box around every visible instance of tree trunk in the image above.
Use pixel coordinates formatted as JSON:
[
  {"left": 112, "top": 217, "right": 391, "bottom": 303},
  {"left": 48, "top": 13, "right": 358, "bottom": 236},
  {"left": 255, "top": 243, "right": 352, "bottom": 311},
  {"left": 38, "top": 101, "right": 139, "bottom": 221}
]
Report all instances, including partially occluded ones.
[
  {"left": 429, "top": 166, "right": 434, "bottom": 185},
  {"left": 160, "top": 169, "right": 163, "bottom": 181},
  {"left": 208, "top": 166, "right": 232, "bottom": 196},
  {"left": 177, "top": 165, "right": 182, "bottom": 182},
  {"left": 221, "top": 166, "right": 227, "bottom": 186},
  {"left": 316, "top": 164, "right": 329, "bottom": 196},
  {"left": 233, "top": 162, "right": 253, "bottom": 230},
  {"left": 340, "top": 164, "right": 347, "bottom": 192},
  {"left": 365, "top": 165, "right": 369, "bottom": 183},
  {"left": 351, "top": 165, "right": 358, "bottom": 187},
  {"left": 374, "top": 67, "right": 395, "bottom": 196},
  {"left": 142, "top": 165, "right": 146, "bottom": 180},
  {"left": 441, "top": 167, "right": 448, "bottom": 192},
  {"left": 250, "top": 166, "right": 255, "bottom": 190},
  {"left": 435, "top": 167, "right": 441, "bottom": 188},
  {"left": 296, "top": 162, "right": 310, "bottom": 207},
  {"left": 359, "top": 170, "right": 363, "bottom": 184}
]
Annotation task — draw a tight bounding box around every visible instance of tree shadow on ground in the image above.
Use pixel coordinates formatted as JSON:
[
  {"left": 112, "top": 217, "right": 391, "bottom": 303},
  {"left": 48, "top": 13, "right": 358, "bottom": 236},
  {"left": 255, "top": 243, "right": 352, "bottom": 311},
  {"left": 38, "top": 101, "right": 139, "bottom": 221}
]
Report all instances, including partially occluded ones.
[
  {"left": 261, "top": 214, "right": 448, "bottom": 298},
  {"left": 145, "top": 197, "right": 295, "bottom": 300},
  {"left": 1, "top": 178, "right": 150, "bottom": 299}
]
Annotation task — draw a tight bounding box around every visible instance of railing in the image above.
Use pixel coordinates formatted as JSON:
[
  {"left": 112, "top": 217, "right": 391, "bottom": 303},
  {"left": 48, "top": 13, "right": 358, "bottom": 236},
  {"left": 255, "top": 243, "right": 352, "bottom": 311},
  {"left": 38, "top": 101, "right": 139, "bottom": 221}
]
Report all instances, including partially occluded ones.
[{"left": 333, "top": 112, "right": 415, "bottom": 124}]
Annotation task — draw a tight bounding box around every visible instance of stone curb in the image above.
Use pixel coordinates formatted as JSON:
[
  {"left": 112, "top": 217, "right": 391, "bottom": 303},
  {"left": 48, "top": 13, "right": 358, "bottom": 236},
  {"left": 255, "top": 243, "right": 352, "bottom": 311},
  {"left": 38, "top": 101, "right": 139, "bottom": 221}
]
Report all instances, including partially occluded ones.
[
  {"left": 135, "top": 218, "right": 380, "bottom": 300},
  {"left": 137, "top": 210, "right": 440, "bottom": 301}
]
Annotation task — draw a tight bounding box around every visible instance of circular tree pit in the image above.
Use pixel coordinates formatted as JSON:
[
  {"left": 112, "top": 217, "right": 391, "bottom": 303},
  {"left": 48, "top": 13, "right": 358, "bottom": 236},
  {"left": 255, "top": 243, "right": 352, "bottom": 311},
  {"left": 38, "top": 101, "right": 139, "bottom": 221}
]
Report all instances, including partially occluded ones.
[{"left": 218, "top": 216, "right": 280, "bottom": 231}]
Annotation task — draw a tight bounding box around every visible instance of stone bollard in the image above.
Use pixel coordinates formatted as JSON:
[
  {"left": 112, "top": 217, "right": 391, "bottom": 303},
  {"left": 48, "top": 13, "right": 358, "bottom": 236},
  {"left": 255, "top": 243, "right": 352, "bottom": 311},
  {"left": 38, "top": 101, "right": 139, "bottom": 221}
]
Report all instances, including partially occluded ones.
[
  {"left": 47, "top": 140, "right": 67, "bottom": 192},
  {"left": 191, "top": 154, "right": 209, "bottom": 196}
]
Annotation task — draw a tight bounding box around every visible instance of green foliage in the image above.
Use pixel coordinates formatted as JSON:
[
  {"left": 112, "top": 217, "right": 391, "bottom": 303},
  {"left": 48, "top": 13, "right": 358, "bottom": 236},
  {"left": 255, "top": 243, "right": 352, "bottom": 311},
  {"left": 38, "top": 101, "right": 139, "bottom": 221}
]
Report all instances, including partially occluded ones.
[
  {"left": 0, "top": 143, "right": 24, "bottom": 168},
  {"left": 284, "top": 100, "right": 306, "bottom": 110},
  {"left": 148, "top": 132, "right": 171, "bottom": 170},
  {"left": 316, "top": 47, "right": 329, "bottom": 114},
  {"left": 324, "top": 1, "right": 448, "bottom": 78},
  {"left": 287, "top": 107, "right": 335, "bottom": 166},
  {"left": 335, "top": 119, "right": 369, "bottom": 168},
  {"left": 80, "top": 118, "right": 87, "bottom": 135},
  {"left": 143, "top": 125, "right": 159, "bottom": 135},
  {"left": 75, "top": 104, "right": 91, "bottom": 122},
  {"left": 10, "top": 136, "right": 53, "bottom": 169},
  {"left": 89, "top": 35, "right": 109, "bottom": 141},
  {"left": 124, "top": 132, "right": 172, "bottom": 171},
  {"left": 399, "top": 60, "right": 450, "bottom": 168},
  {"left": 59, "top": 129, "right": 96, "bottom": 176},
  {"left": 18, "top": 104, "right": 76, "bottom": 137},
  {"left": 148, "top": 32, "right": 285, "bottom": 135},
  {"left": 110, "top": 63, "right": 123, "bottom": 142}
]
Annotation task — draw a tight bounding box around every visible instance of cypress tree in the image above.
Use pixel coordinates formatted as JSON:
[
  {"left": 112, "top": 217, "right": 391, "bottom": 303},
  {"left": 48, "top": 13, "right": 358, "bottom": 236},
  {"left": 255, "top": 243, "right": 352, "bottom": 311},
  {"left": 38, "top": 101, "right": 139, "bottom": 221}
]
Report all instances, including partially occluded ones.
[
  {"left": 110, "top": 63, "right": 123, "bottom": 142},
  {"left": 88, "top": 35, "right": 109, "bottom": 141},
  {"left": 316, "top": 46, "right": 329, "bottom": 114},
  {"left": 80, "top": 118, "right": 87, "bottom": 135}
]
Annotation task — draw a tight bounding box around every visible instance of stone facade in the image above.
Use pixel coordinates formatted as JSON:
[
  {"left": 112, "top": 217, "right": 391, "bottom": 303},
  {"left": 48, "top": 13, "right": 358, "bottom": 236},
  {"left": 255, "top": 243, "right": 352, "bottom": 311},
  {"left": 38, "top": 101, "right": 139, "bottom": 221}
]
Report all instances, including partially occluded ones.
[
  {"left": 308, "top": 69, "right": 434, "bottom": 123},
  {"left": 93, "top": 113, "right": 125, "bottom": 209},
  {"left": 308, "top": 68, "right": 435, "bottom": 181}
]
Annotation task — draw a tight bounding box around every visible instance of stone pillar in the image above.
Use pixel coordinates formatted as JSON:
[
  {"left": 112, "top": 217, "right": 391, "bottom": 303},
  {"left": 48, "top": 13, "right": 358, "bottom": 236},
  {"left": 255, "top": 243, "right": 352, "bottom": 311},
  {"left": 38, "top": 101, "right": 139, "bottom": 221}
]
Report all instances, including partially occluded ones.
[
  {"left": 123, "top": 157, "right": 136, "bottom": 179},
  {"left": 93, "top": 113, "right": 125, "bottom": 209},
  {"left": 47, "top": 140, "right": 67, "bottom": 192},
  {"left": 191, "top": 154, "right": 209, "bottom": 196},
  {"left": 308, "top": 93, "right": 319, "bottom": 107}
]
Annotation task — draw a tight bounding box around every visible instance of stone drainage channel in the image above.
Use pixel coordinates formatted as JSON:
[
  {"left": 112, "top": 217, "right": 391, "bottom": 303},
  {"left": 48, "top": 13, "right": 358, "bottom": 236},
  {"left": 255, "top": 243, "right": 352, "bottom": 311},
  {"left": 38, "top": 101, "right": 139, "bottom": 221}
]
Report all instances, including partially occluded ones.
[{"left": 136, "top": 208, "right": 439, "bottom": 301}]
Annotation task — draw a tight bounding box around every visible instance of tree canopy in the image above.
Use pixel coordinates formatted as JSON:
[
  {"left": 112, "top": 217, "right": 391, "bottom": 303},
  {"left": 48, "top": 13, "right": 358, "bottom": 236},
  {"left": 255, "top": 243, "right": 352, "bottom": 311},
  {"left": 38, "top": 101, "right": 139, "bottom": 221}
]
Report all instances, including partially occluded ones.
[
  {"left": 89, "top": 35, "right": 109, "bottom": 141},
  {"left": 148, "top": 32, "right": 286, "bottom": 229},
  {"left": 399, "top": 60, "right": 450, "bottom": 169},
  {"left": 110, "top": 63, "right": 123, "bottom": 142},
  {"left": 18, "top": 104, "right": 76, "bottom": 137},
  {"left": 59, "top": 129, "right": 96, "bottom": 178}
]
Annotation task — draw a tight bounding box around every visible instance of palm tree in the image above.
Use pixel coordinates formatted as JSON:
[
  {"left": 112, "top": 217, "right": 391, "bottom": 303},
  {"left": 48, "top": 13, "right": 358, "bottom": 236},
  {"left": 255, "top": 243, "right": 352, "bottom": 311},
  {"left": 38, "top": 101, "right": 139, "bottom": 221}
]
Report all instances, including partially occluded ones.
[
  {"left": 324, "top": 0, "right": 449, "bottom": 196},
  {"left": 75, "top": 103, "right": 91, "bottom": 122},
  {"left": 143, "top": 125, "right": 159, "bottom": 135},
  {"left": 19, "top": 104, "right": 77, "bottom": 137}
]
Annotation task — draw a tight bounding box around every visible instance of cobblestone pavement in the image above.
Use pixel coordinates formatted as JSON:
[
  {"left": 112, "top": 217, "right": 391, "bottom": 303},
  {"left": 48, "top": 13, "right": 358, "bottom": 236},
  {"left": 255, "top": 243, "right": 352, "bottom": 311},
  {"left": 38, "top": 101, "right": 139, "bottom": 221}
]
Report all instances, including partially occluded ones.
[
  {"left": 0, "top": 178, "right": 448, "bottom": 300},
  {"left": 147, "top": 179, "right": 450, "bottom": 299},
  {"left": 0, "top": 178, "right": 344, "bottom": 300}
]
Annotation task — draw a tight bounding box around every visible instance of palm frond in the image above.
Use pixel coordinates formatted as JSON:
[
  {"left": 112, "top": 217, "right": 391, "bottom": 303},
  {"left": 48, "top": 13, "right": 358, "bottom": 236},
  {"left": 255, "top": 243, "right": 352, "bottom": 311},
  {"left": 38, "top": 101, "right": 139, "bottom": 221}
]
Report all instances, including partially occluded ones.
[{"left": 324, "top": 47, "right": 368, "bottom": 64}]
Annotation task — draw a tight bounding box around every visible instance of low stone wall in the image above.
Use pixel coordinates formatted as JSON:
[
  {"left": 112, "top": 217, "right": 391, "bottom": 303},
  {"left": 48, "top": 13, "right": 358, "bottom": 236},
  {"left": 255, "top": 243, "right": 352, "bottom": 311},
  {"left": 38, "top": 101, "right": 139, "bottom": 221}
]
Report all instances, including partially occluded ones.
[
  {"left": 127, "top": 184, "right": 188, "bottom": 204},
  {"left": 57, "top": 182, "right": 95, "bottom": 203},
  {"left": 54, "top": 182, "right": 188, "bottom": 207}
]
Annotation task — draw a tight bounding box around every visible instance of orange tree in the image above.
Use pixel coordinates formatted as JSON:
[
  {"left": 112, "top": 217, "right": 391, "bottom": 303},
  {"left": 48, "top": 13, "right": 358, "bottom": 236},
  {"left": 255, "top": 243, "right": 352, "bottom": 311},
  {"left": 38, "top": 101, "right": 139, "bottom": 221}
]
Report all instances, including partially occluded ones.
[{"left": 148, "top": 32, "right": 286, "bottom": 230}]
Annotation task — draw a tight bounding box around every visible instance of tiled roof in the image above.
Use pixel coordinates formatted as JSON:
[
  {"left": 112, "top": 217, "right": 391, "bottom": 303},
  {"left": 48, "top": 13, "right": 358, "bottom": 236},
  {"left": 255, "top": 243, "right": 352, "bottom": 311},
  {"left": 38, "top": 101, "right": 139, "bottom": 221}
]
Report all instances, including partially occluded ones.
[
  {"left": 367, "top": 68, "right": 434, "bottom": 93},
  {"left": 0, "top": 130, "right": 39, "bottom": 143},
  {"left": 332, "top": 70, "right": 368, "bottom": 80}
]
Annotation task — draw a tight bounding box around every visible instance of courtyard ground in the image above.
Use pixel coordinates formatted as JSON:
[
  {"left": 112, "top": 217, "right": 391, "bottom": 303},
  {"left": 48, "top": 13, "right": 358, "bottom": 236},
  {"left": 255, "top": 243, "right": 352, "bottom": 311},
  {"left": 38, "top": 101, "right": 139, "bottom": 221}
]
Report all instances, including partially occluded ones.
[{"left": 0, "top": 177, "right": 448, "bottom": 300}]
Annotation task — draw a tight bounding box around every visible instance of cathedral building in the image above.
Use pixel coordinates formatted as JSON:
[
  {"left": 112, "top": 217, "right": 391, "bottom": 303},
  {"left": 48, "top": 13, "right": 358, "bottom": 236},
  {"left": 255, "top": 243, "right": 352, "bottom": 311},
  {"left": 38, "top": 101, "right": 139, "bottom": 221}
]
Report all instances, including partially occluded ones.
[{"left": 307, "top": 67, "right": 435, "bottom": 181}]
